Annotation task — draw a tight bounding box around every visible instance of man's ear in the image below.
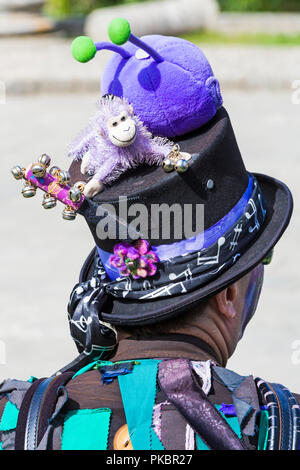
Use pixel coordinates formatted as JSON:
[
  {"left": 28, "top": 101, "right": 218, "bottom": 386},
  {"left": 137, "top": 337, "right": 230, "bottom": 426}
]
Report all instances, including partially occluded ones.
[{"left": 215, "top": 284, "right": 238, "bottom": 319}]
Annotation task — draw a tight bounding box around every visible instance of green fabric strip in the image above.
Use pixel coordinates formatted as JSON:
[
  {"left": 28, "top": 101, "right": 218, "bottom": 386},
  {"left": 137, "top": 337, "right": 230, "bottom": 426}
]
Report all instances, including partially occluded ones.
[
  {"left": 0, "top": 401, "right": 19, "bottom": 432},
  {"left": 257, "top": 410, "right": 269, "bottom": 450},
  {"left": 196, "top": 405, "right": 241, "bottom": 450},
  {"left": 61, "top": 408, "right": 111, "bottom": 450},
  {"left": 118, "top": 359, "right": 164, "bottom": 450}
]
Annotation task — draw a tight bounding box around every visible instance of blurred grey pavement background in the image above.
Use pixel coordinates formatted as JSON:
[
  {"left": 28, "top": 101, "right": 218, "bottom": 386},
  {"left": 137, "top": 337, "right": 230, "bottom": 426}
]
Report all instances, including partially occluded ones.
[
  {"left": 2, "top": 36, "right": 300, "bottom": 92},
  {"left": 1, "top": 89, "right": 300, "bottom": 389},
  {"left": 1, "top": 2, "right": 300, "bottom": 390}
]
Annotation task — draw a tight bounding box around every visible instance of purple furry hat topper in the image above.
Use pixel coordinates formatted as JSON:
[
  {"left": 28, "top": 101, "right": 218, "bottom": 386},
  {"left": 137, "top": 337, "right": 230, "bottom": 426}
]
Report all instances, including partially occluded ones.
[
  {"left": 68, "top": 94, "right": 179, "bottom": 197},
  {"left": 71, "top": 18, "right": 223, "bottom": 139}
]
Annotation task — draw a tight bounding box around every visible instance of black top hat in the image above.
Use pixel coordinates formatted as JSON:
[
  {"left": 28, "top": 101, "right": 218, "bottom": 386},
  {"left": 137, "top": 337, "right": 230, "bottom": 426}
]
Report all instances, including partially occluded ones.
[{"left": 69, "top": 106, "right": 293, "bottom": 327}]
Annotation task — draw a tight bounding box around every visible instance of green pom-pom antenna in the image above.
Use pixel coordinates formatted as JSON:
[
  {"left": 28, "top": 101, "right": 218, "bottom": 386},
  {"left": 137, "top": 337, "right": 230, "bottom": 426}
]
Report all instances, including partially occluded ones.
[
  {"left": 107, "top": 17, "right": 163, "bottom": 63},
  {"left": 71, "top": 18, "right": 163, "bottom": 65},
  {"left": 71, "top": 36, "right": 97, "bottom": 63},
  {"left": 108, "top": 18, "right": 131, "bottom": 46}
]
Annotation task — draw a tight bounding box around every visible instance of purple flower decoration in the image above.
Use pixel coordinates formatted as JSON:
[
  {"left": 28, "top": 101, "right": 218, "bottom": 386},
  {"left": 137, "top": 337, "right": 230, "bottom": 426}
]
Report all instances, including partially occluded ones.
[{"left": 109, "top": 239, "right": 159, "bottom": 279}]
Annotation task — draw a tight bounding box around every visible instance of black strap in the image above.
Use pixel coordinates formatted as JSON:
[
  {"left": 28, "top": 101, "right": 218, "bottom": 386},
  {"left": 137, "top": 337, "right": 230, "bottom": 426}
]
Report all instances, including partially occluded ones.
[
  {"left": 16, "top": 372, "right": 73, "bottom": 450},
  {"left": 255, "top": 378, "right": 280, "bottom": 450},
  {"left": 24, "top": 377, "right": 57, "bottom": 450},
  {"left": 270, "top": 383, "right": 300, "bottom": 450},
  {"left": 255, "top": 378, "right": 300, "bottom": 450}
]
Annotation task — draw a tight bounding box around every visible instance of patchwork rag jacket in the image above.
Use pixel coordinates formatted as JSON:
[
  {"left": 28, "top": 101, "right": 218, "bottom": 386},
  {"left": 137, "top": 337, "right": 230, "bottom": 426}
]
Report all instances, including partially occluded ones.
[{"left": 0, "top": 337, "right": 299, "bottom": 451}]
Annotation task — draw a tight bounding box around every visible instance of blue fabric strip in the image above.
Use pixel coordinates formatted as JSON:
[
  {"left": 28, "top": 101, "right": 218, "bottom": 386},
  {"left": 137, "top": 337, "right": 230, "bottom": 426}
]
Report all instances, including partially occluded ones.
[
  {"left": 219, "top": 403, "right": 268, "bottom": 417},
  {"left": 97, "top": 175, "right": 253, "bottom": 280}
]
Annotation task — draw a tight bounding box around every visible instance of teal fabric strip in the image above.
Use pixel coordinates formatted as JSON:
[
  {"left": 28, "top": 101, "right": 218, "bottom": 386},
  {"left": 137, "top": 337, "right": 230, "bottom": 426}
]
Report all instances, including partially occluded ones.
[
  {"left": 0, "top": 442, "right": 2, "bottom": 450},
  {"left": 0, "top": 401, "right": 19, "bottom": 432},
  {"left": 196, "top": 435, "right": 210, "bottom": 451},
  {"left": 257, "top": 410, "right": 269, "bottom": 450},
  {"left": 28, "top": 376, "right": 37, "bottom": 383},
  {"left": 217, "top": 405, "right": 242, "bottom": 439},
  {"left": 196, "top": 405, "right": 241, "bottom": 450},
  {"left": 61, "top": 408, "right": 111, "bottom": 450},
  {"left": 118, "top": 359, "right": 164, "bottom": 450}
]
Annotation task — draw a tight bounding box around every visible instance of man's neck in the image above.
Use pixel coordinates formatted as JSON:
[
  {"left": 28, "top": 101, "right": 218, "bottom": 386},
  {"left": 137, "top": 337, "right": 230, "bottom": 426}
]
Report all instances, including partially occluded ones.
[{"left": 112, "top": 334, "right": 223, "bottom": 365}]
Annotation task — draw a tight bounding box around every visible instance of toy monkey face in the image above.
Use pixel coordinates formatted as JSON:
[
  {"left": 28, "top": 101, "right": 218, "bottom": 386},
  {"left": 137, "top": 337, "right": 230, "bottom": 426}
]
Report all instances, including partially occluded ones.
[{"left": 107, "top": 110, "right": 137, "bottom": 148}]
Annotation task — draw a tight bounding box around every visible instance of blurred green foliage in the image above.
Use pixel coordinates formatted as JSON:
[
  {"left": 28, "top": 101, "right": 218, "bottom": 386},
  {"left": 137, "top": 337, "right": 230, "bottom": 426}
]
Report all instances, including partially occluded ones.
[
  {"left": 44, "top": 0, "right": 150, "bottom": 18},
  {"left": 44, "top": 0, "right": 300, "bottom": 19},
  {"left": 182, "top": 29, "right": 300, "bottom": 45},
  {"left": 217, "top": 0, "right": 300, "bottom": 12}
]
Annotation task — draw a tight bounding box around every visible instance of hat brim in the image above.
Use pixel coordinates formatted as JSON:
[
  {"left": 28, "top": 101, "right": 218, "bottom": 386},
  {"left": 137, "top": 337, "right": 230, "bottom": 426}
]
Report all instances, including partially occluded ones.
[{"left": 81, "top": 172, "right": 293, "bottom": 326}]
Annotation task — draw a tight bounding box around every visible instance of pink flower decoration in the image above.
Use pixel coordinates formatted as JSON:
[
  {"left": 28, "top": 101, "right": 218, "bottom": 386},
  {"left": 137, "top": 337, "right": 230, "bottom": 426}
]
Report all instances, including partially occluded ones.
[{"left": 109, "top": 240, "right": 159, "bottom": 279}]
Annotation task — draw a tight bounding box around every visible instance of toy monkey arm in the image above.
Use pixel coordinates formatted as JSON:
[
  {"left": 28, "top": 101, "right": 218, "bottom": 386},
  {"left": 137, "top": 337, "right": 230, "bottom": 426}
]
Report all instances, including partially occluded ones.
[
  {"left": 150, "top": 136, "right": 174, "bottom": 159},
  {"left": 83, "top": 156, "right": 121, "bottom": 197},
  {"left": 138, "top": 136, "right": 174, "bottom": 165},
  {"left": 149, "top": 138, "right": 192, "bottom": 162},
  {"left": 68, "top": 125, "right": 95, "bottom": 161},
  {"left": 93, "top": 155, "right": 121, "bottom": 183},
  {"left": 80, "top": 151, "right": 91, "bottom": 175}
]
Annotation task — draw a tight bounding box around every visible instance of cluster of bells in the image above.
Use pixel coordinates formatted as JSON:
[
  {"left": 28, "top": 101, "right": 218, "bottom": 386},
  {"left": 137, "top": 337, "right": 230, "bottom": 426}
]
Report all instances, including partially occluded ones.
[
  {"left": 162, "top": 144, "right": 189, "bottom": 174},
  {"left": 11, "top": 154, "right": 85, "bottom": 221}
]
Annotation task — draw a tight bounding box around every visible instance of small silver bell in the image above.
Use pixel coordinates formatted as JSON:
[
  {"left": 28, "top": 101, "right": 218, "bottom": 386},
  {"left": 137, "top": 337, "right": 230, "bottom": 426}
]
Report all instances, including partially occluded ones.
[
  {"left": 162, "top": 158, "right": 175, "bottom": 173},
  {"left": 38, "top": 153, "right": 51, "bottom": 168},
  {"left": 175, "top": 159, "right": 189, "bottom": 173},
  {"left": 31, "top": 162, "right": 47, "bottom": 178},
  {"left": 62, "top": 205, "right": 76, "bottom": 221},
  {"left": 57, "top": 170, "right": 71, "bottom": 186},
  {"left": 49, "top": 166, "right": 61, "bottom": 177},
  {"left": 11, "top": 165, "right": 24, "bottom": 180},
  {"left": 42, "top": 193, "right": 57, "bottom": 209},
  {"left": 68, "top": 186, "right": 82, "bottom": 203},
  {"left": 73, "top": 181, "right": 86, "bottom": 193},
  {"left": 21, "top": 182, "right": 36, "bottom": 198}
]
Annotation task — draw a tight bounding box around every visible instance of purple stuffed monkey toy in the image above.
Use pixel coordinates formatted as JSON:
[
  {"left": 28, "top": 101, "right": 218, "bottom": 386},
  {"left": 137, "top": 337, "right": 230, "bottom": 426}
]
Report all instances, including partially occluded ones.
[{"left": 68, "top": 95, "right": 178, "bottom": 197}]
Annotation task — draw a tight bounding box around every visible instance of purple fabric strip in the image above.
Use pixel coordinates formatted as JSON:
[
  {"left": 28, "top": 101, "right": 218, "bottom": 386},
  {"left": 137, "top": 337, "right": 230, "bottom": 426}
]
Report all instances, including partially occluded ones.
[
  {"left": 219, "top": 404, "right": 237, "bottom": 416},
  {"left": 97, "top": 175, "right": 253, "bottom": 280},
  {"left": 219, "top": 403, "right": 268, "bottom": 417},
  {"left": 158, "top": 359, "right": 247, "bottom": 450}
]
